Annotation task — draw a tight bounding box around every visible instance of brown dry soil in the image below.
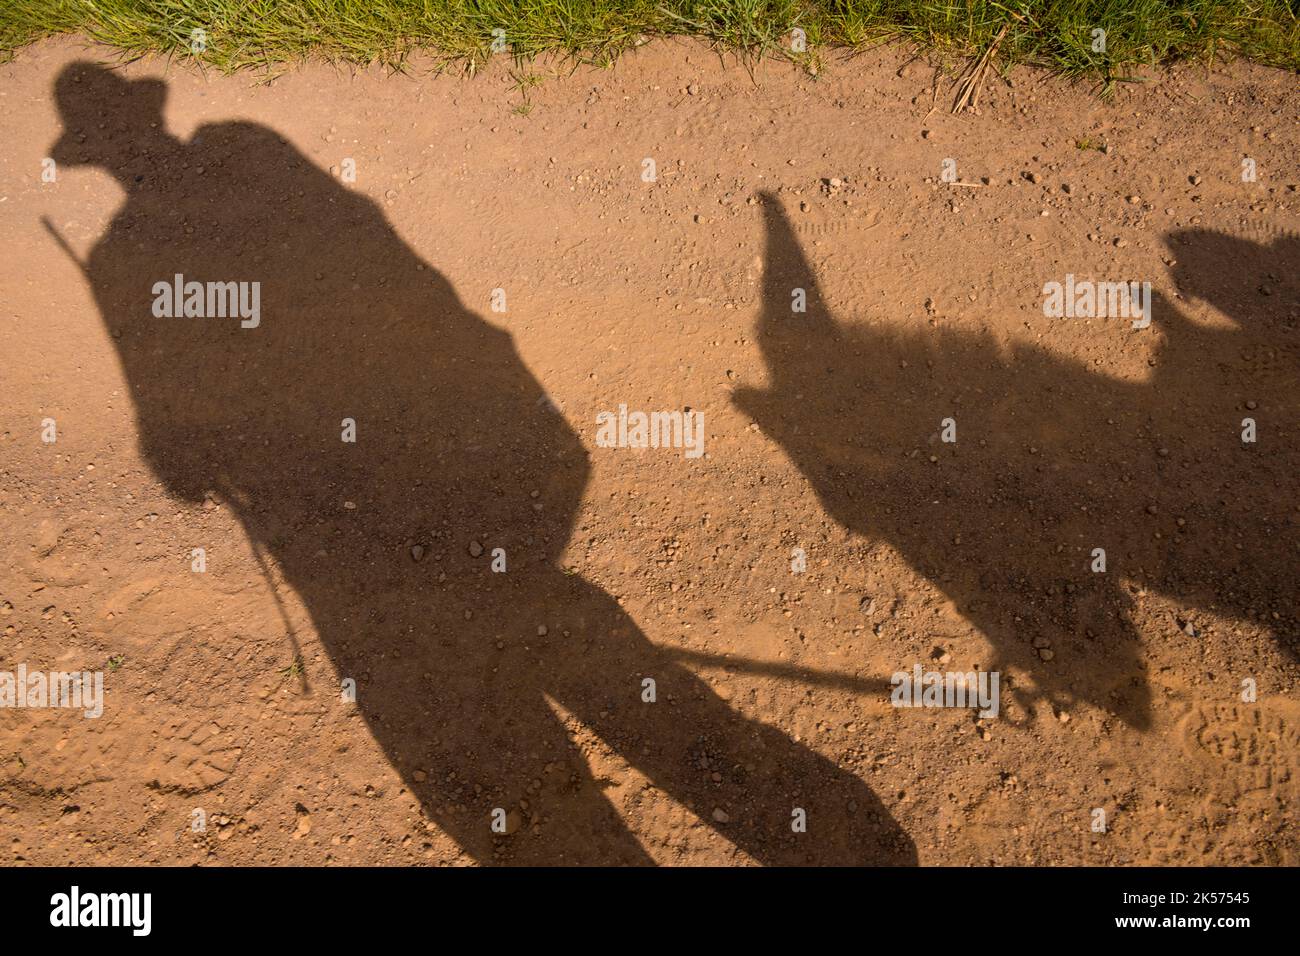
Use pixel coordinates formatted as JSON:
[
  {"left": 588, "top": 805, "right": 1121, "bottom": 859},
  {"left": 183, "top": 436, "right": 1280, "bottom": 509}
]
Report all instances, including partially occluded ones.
[{"left": 0, "top": 37, "right": 1297, "bottom": 866}]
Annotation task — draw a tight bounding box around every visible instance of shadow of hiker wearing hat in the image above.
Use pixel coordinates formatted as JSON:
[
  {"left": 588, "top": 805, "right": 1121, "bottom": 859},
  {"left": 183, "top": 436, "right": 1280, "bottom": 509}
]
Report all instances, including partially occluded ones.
[{"left": 48, "top": 63, "right": 918, "bottom": 866}]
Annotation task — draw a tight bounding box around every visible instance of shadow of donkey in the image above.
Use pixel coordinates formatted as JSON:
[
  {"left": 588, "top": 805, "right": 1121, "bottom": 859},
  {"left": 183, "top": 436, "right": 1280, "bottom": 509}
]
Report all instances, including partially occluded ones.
[{"left": 737, "top": 192, "right": 1298, "bottom": 730}]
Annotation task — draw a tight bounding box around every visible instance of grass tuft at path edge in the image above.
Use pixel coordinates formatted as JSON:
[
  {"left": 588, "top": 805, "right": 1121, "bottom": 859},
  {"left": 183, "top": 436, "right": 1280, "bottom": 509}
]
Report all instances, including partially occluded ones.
[{"left": 0, "top": 0, "right": 1296, "bottom": 80}]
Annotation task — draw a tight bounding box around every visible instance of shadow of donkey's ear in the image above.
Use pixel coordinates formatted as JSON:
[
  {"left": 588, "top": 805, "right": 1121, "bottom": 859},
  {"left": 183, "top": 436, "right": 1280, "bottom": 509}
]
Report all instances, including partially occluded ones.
[
  {"left": 735, "top": 193, "right": 846, "bottom": 431},
  {"left": 754, "top": 191, "right": 844, "bottom": 349}
]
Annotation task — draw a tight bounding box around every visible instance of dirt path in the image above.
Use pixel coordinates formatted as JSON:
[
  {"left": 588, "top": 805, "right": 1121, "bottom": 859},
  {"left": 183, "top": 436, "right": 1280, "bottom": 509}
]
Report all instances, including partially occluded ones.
[{"left": 0, "top": 37, "right": 1296, "bottom": 865}]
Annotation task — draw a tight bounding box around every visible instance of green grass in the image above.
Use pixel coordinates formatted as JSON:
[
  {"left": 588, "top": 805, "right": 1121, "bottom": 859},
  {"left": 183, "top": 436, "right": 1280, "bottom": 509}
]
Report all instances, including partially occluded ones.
[
  {"left": 1, "top": 0, "right": 1296, "bottom": 80},
  {"left": 278, "top": 655, "right": 304, "bottom": 679}
]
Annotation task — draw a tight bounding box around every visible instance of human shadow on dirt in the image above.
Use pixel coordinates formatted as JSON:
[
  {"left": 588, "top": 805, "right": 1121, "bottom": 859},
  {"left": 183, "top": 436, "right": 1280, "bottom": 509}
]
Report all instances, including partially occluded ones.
[
  {"left": 47, "top": 64, "right": 916, "bottom": 865},
  {"left": 738, "top": 192, "right": 1298, "bottom": 731}
]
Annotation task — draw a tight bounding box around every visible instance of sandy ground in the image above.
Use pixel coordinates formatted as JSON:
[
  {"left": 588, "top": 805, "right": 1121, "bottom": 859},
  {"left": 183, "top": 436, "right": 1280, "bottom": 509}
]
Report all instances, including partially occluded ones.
[{"left": 0, "top": 36, "right": 1296, "bottom": 866}]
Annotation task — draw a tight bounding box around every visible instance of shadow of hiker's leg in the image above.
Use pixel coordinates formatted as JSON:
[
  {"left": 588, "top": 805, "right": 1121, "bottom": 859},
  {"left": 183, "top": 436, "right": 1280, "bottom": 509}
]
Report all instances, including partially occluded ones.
[
  {"left": 543, "top": 576, "right": 917, "bottom": 866},
  {"left": 499, "top": 719, "right": 658, "bottom": 866},
  {"left": 370, "top": 680, "right": 654, "bottom": 866}
]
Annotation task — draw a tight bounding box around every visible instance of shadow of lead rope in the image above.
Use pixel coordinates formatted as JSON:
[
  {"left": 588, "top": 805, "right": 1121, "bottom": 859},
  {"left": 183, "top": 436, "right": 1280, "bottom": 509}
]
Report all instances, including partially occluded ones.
[{"left": 665, "top": 647, "right": 894, "bottom": 695}]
